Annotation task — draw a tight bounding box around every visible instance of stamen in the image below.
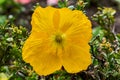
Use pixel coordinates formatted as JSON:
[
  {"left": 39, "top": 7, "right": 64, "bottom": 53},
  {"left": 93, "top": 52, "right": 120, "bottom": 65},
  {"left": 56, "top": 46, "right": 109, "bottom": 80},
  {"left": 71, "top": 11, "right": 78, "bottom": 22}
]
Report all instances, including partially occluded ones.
[{"left": 55, "top": 35, "right": 62, "bottom": 44}]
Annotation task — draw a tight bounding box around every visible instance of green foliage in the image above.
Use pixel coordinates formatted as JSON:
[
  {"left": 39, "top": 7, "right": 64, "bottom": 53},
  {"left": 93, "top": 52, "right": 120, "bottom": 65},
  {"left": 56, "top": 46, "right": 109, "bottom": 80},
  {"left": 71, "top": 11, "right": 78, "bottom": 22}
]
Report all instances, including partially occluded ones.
[
  {"left": 92, "top": 7, "right": 116, "bottom": 32},
  {"left": 75, "top": 0, "right": 88, "bottom": 11},
  {"left": 89, "top": 26, "right": 120, "bottom": 79},
  {"left": 0, "top": 0, "right": 26, "bottom": 25},
  {"left": 87, "top": 7, "right": 120, "bottom": 80},
  {"left": 0, "top": 22, "right": 39, "bottom": 80},
  {"left": 58, "top": 0, "right": 87, "bottom": 11},
  {"left": 58, "top": 0, "right": 67, "bottom": 8},
  {"left": 0, "top": 15, "right": 7, "bottom": 25},
  {"left": 0, "top": 0, "right": 5, "bottom": 5},
  {"left": 0, "top": 0, "right": 23, "bottom": 14}
]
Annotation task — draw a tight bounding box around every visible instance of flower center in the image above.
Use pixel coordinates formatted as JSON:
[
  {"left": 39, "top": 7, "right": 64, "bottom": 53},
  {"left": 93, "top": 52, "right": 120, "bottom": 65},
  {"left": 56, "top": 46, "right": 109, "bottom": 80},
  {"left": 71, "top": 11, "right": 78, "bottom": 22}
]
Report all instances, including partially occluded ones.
[{"left": 55, "top": 35, "right": 63, "bottom": 44}]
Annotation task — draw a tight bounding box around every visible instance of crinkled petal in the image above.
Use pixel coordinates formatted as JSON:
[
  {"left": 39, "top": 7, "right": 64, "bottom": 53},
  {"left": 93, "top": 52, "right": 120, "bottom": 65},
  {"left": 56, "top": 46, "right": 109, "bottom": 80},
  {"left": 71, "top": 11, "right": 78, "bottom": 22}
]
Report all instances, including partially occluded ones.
[
  {"left": 62, "top": 44, "right": 91, "bottom": 73},
  {"left": 59, "top": 9, "right": 92, "bottom": 41},
  {"left": 53, "top": 10, "right": 60, "bottom": 30},
  {"left": 31, "top": 6, "right": 58, "bottom": 33},
  {"left": 58, "top": 9, "right": 92, "bottom": 73},
  {"left": 59, "top": 8, "right": 74, "bottom": 32},
  {"left": 22, "top": 32, "right": 62, "bottom": 76}
]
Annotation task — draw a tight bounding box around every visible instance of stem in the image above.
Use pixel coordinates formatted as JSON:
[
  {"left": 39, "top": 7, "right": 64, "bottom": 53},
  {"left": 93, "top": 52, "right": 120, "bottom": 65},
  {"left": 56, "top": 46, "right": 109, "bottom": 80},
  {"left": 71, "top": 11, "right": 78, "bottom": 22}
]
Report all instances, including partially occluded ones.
[
  {"left": 40, "top": 76, "right": 45, "bottom": 80},
  {"left": 111, "top": 24, "right": 115, "bottom": 34}
]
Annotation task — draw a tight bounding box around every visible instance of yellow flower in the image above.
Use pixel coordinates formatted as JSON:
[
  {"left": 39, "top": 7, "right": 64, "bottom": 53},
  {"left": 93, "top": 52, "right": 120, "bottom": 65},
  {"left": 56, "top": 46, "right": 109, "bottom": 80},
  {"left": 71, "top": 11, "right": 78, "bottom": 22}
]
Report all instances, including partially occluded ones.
[{"left": 22, "top": 6, "right": 92, "bottom": 76}]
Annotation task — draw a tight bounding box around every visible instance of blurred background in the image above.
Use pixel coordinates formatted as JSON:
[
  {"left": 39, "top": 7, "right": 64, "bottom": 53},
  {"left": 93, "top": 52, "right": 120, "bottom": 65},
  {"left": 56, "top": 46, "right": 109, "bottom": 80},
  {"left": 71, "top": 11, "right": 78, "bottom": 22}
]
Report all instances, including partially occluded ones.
[{"left": 0, "top": 0, "right": 120, "bottom": 32}]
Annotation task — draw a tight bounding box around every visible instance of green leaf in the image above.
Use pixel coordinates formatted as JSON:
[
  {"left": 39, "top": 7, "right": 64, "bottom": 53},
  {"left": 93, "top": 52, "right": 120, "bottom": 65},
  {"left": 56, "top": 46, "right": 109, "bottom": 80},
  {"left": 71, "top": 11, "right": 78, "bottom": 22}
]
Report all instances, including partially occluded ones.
[
  {"left": 0, "top": 0, "right": 5, "bottom": 5},
  {"left": 58, "top": 0, "right": 67, "bottom": 8},
  {"left": 0, "top": 15, "right": 7, "bottom": 24},
  {"left": 92, "top": 26, "right": 101, "bottom": 38},
  {"left": 115, "top": 59, "right": 120, "bottom": 64},
  {"left": 93, "top": 58, "right": 99, "bottom": 66}
]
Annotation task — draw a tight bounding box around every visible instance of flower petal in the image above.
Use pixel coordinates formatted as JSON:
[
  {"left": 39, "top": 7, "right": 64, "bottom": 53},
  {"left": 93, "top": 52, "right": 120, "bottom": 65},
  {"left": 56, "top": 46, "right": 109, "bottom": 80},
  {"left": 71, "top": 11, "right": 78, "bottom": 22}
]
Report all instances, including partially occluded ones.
[
  {"left": 22, "top": 32, "right": 62, "bottom": 76},
  {"left": 59, "top": 9, "right": 92, "bottom": 41},
  {"left": 53, "top": 10, "right": 60, "bottom": 30},
  {"left": 31, "top": 6, "right": 57, "bottom": 33},
  {"left": 62, "top": 44, "right": 91, "bottom": 73},
  {"left": 59, "top": 8, "right": 74, "bottom": 32}
]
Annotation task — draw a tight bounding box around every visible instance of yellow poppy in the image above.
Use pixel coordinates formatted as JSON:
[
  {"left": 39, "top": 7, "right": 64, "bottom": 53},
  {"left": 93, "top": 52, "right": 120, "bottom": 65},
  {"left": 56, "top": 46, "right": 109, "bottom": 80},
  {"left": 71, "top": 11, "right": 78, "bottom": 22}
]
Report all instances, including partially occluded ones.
[{"left": 22, "top": 6, "right": 92, "bottom": 76}]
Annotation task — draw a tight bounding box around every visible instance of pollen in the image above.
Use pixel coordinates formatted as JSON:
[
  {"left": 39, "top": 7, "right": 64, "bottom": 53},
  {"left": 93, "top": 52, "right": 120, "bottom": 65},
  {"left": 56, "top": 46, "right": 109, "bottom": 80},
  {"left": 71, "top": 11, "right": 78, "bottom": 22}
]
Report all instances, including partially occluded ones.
[{"left": 55, "top": 35, "right": 63, "bottom": 44}]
